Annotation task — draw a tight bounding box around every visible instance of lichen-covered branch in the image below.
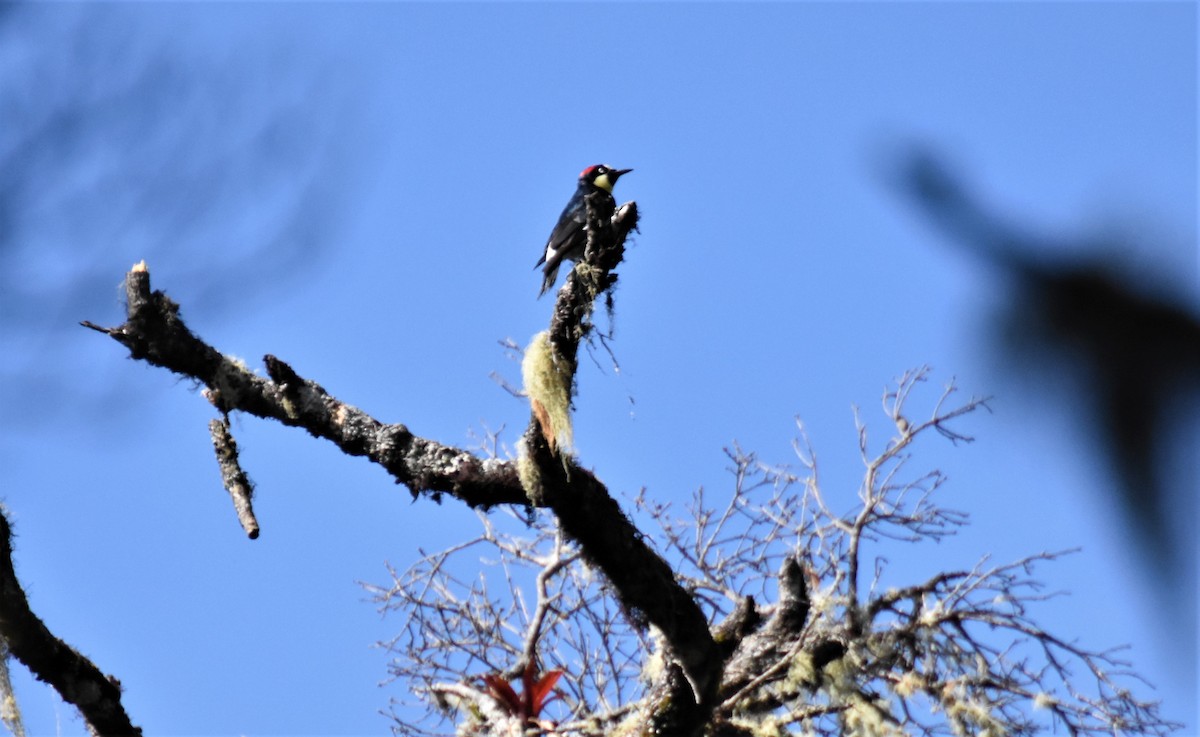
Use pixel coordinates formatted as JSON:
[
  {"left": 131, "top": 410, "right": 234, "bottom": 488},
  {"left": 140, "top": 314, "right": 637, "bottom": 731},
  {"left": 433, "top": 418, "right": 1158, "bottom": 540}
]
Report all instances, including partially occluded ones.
[
  {"left": 83, "top": 196, "right": 726, "bottom": 735},
  {"left": 81, "top": 264, "right": 527, "bottom": 511},
  {"left": 0, "top": 509, "right": 141, "bottom": 736},
  {"left": 519, "top": 199, "right": 724, "bottom": 731},
  {"left": 209, "top": 415, "right": 260, "bottom": 538}
]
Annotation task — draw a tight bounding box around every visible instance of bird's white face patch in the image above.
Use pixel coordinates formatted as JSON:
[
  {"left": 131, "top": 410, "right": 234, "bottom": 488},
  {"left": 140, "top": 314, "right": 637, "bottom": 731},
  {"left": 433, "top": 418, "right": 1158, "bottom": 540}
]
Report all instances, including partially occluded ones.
[{"left": 593, "top": 172, "right": 614, "bottom": 193}]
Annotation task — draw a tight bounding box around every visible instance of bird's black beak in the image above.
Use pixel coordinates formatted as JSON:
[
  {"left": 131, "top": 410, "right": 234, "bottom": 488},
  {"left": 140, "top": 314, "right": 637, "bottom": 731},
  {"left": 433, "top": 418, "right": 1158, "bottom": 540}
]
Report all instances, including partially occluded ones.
[{"left": 613, "top": 168, "right": 633, "bottom": 179}]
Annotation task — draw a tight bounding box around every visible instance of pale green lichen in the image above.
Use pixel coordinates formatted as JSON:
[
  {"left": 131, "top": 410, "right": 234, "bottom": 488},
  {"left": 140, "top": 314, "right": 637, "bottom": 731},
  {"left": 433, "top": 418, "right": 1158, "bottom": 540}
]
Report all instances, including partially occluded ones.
[
  {"left": 521, "top": 331, "right": 573, "bottom": 452},
  {"left": 516, "top": 439, "right": 543, "bottom": 505},
  {"left": 573, "top": 260, "right": 604, "bottom": 299},
  {"left": 640, "top": 626, "right": 667, "bottom": 685},
  {"left": 0, "top": 646, "right": 24, "bottom": 737},
  {"left": 942, "top": 681, "right": 1007, "bottom": 737},
  {"left": 788, "top": 651, "right": 817, "bottom": 688}
]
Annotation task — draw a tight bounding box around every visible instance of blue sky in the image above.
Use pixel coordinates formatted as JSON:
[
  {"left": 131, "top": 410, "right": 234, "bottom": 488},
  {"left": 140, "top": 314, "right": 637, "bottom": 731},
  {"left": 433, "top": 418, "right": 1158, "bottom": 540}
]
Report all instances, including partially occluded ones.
[{"left": 1, "top": 3, "right": 1195, "bottom": 735}]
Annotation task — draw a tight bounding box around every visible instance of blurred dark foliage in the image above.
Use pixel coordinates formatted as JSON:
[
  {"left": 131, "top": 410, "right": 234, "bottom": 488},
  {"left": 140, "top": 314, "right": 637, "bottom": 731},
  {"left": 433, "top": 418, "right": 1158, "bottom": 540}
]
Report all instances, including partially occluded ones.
[
  {"left": 896, "top": 148, "right": 1198, "bottom": 611},
  {"left": 0, "top": 5, "right": 360, "bottom": 421}
]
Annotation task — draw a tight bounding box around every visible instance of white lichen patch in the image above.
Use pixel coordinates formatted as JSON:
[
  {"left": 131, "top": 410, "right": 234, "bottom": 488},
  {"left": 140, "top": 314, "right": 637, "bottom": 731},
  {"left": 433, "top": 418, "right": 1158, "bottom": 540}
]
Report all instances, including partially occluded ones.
[
  {"left": 1034, "top": 692, "right": 1058, "bottom": 710},
  {"left": 894, "top": 670, "right": 923, "bottom": 698}
]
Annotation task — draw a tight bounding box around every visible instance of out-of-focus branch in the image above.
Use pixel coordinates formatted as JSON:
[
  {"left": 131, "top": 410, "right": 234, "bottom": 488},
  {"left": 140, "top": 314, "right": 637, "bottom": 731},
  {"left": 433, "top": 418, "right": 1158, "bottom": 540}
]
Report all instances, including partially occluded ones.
[
  {"left": 896, "top": 146, "right": 1200, "bottom": 586},
  {"left": 0, "top": 509, "right": 141, "bottom": 736}
]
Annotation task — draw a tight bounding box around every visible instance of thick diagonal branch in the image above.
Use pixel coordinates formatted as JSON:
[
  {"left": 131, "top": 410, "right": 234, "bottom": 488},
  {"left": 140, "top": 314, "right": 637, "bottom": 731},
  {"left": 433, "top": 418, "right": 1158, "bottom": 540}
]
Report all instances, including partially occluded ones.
[{"left": 0, "top": 510, "right": 141, "bottom": 736}]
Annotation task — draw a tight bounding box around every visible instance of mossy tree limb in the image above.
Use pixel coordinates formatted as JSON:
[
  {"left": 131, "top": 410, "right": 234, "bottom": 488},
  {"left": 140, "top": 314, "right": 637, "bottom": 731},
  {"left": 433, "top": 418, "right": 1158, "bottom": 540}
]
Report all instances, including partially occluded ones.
[{"left": 82, "top": 195, "right": 725, "bottom": 736}]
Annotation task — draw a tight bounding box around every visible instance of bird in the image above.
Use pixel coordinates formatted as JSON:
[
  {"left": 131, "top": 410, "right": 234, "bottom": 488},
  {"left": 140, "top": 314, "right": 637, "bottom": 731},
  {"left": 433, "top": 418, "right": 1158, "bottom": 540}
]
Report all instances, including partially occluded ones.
[{"left": 536, "top": 164, "right": 632, "bottom": 297}]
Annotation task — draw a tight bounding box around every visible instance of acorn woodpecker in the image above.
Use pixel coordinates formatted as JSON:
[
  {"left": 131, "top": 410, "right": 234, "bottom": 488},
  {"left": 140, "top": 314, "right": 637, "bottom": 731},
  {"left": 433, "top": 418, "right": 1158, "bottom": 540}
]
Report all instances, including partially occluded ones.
[{"left": 536, "top": 164, "right": 632, "bottom": 297}]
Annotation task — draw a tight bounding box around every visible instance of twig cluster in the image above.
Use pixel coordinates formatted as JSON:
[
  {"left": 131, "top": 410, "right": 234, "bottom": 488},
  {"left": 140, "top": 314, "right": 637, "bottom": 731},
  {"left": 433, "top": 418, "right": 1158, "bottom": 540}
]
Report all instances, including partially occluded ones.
[
  {"left": 371, "top": 368, "right": 1178, "bottom": 737},
  {"left": 365, "top": 513, "right": 647, "bottom": 736}
]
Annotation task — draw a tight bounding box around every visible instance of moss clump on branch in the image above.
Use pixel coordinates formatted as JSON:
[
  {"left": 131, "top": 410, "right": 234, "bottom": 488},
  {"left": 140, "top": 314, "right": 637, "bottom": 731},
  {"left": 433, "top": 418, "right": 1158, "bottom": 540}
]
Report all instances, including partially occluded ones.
[{"left": 521, "top": 330, "right": 573, "bottom": 453}]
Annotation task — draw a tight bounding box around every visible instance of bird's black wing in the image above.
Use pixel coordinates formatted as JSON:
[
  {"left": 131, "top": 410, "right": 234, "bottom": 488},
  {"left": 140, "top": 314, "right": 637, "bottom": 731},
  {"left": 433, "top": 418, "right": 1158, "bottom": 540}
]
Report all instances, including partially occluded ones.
[{"left": 535, "top": 190, "right": 588, "bottom": 268}]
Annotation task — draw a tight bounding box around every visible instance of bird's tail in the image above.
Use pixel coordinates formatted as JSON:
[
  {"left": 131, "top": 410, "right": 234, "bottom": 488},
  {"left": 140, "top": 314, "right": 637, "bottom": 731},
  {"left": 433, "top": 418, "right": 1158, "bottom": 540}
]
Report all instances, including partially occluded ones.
[{"left": 538, "top": 265, "right": 559, "bottom": 298}]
